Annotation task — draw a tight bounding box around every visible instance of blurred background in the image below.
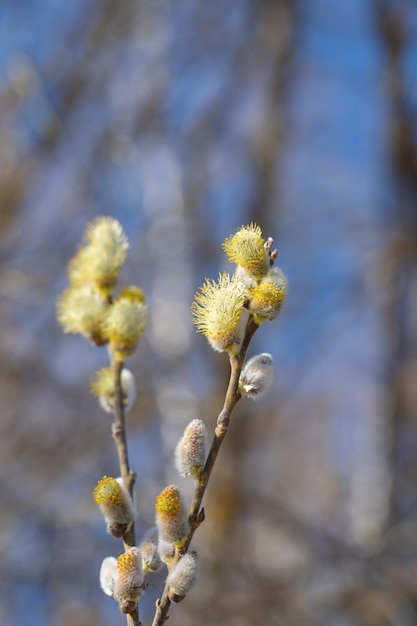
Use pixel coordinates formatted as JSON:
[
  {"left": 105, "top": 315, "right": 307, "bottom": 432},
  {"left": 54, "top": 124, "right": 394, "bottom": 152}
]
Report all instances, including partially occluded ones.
[{"left": 1, "top": 0, "right": 417, "bottom": 624}]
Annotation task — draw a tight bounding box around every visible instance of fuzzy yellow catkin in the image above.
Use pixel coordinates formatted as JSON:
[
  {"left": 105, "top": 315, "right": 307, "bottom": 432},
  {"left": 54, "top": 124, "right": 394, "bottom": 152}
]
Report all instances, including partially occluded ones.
[
  {"left": 103, "top": 296, "right": 148, "bottom": 360},
  {"left": 222, "top": 223, "right": 269, "bottom": 281},
  {"left": 175, "top": 419, "right": 207, "bottom": 477},
  {"left": 114, "top": 547, "right": 147, "bottom": 614},
  {"left": 118, "top": 285, "right": 146, "bottom": 304},
  {"left": 56, "top": 217, "right": 135, "bottom": 344},
  {"left": 155, "top": 485, "right": 189, "bottom": 547},
  {"left": 56, "top": 284, "right": 108, "bottom": 345},
  {"left": 93, "top": 476, "right": 135, "bottom": 538},
  {"left": 68, "top": 217, "right": 129, "bottom": 292},
  {"left": 191, "top": 272, "right": 245, "bottom": 355},
  {"left": 85, "top": 216, "right": 128, "bottom": 249},
  {"left": 166, "top": 550, "right": 199, "bottom": 603},
  {"left": 248, "top": 266, "right": 288, "bottom": 325}
]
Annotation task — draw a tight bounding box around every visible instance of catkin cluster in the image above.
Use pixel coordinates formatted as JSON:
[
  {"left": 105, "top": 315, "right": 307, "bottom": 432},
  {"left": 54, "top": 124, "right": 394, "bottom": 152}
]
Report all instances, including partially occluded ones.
[
  {"left": 56, "top": 216, "right": 147, "bottom": 363},
  {"left": 192, "top": 223, "right": 286, "bottom": 398},
  {"left": 192, "top": 224, "right": 287, "bottom": 356},
  {"left": 57, "top": 220, "right": 287, "bottom": 621},
  {"left": 96, "top": 420, "right": 204, "bottom": 612}
]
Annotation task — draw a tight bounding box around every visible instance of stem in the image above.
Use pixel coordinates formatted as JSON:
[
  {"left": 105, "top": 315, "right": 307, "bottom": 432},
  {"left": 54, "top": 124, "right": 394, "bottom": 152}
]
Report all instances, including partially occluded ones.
[
  {"left": 112, "top": 359, "right": 133, "bottom": 489},
  {"left": 126, "top": 611, "right": 140, "bottom": 626},
  {"left": 151, "top": 316, "right": 259, "bottom": 626},
  {"left": 112, "top": 358, "right": 141, "bottom": 626}
]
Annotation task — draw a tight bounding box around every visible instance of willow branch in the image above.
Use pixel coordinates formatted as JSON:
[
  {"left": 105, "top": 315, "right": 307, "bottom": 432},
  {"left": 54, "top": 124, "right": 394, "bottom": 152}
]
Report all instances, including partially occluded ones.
[
  {"left": 187, "top": 315, "right": 258, "bottom": 534},
  {"left": 112, "top": 358, "right": 141, "bottom": 626},
  {"left": 152, "top": 315, "right": 259, "bottom": 626},
  {"left": 126, "top": 610, "right": 140, "bottom": 626}
]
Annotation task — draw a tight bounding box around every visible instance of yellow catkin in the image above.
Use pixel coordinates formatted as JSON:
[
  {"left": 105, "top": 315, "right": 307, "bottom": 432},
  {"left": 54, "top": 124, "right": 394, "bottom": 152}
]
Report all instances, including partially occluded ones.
[
  {"left": 68, "top": 217, "right": 129, "bottom": 291},
  {"left": 117, "top": 549, "right": 138, "bottom": 573},
  {"left": 93, "top": 476, "right": 122, "bottom": 505},
  {"left": 90, "top": 367, "right": 113, "bottom": 398},
  {"left": 222, "top": 223, "right": 267, "bottom": 279},
  {"left": 248, "top": 267, "right": 287, "bottom": 323},
  {"left": 103, "top": 297, "right": 148, "bottom": 358},
  {"left": 155, "top": 485, "right": 189, "bottom": 545},
  {"left": 56, "top": 284, "right": 108, "bottom": 342},
  {"left": 155, "top": 485, "right": 181, "bottom": 519},
  {"left": 191, "top": 273, "right": 245, "bottom": 354},
  {"left": 118, "top": 286, "right": 146, "bottom": 304}
]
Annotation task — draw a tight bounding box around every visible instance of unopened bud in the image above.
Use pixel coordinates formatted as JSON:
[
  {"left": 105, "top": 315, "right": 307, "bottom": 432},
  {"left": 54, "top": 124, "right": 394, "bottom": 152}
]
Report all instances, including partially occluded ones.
[
  {"left": 138, "top": 527, "right": 163, "bottom": 573},
  {"left": 158, "top": 537, "right": 176, "bottom": 565},
  {"left": 93, "top": 476, "right": 134, "bottom": 538},
  {"left": 175, "top": 419, "right": 207, "bottom": 478},
  {"left": 100, "top": 556, "right": 118, "bottom": 596},
  {"left": 155, "top": 485, "right": 189, "bottom": 547},
  {"left": 166, "top": 550, "right": 199, "bottom": 602},
  {"left": 239, "top": 353, "right": 274, "bottom": 399},
  {"left": 90, "top": 367, "right": 136, "bottom": 413}
]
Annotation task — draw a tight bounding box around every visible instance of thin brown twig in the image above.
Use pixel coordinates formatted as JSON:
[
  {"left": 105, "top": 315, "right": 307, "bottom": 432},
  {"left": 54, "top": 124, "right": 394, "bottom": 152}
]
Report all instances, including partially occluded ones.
[
  {"left": 151, "top": 315, "right": 259, "bottom": 626},
  {"left": 112, "top": 360, "right": 132, "bottom": 486},
  {"left": 112, "top": 357, "right": 141, "bottom": 626}
]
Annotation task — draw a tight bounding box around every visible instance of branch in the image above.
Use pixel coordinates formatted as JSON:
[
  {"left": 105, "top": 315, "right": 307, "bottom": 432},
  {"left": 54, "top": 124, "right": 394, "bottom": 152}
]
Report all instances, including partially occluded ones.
[
  {"left": 151, "top": 315, "right": 259, "bottom": 626},
  {"left": 112, "top": 360, "right": 133, "bottom": 488},
  {"left": 112, "top": 358, "right": 141, "bottom": 626}
]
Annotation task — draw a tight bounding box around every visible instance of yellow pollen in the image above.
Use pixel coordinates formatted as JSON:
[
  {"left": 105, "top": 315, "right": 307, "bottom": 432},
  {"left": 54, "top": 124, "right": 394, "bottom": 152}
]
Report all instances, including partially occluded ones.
[
  {"left": 117, "top": 550, "right": 137, "bottom": 572},
  {"left": 93, "top": 476, "right": 122, "bottom": 505},
  {"left": 155, "top": 486, "right": 181, "bottom": 518},
  {"left": 251, "top": 283, "right": 283, "bottom": 305}
]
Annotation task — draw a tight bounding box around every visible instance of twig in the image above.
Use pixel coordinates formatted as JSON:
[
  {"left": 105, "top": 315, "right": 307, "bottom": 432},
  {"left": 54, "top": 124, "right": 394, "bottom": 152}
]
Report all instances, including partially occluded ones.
[
  {"left": 126, "top": 610, "right": 141, "bottom": 626},
  {"left": 112, "top": 358, "right": 141, "bottom": 626},
  {"left": 152, "top": 316, "right": 259, "bottom": 626},
  {"left": 112, "top": 360, "right": 134, "bottom": 490}
]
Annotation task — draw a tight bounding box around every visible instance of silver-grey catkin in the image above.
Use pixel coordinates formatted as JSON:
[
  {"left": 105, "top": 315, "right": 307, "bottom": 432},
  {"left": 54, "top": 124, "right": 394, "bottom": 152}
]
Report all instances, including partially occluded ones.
[
  {"left": 166, "top": 550, "right": 199, "bottom": 601},
  {"left": 138, "top": 526, "right": 163, "bottom": 573},
  {"left": 239, "top": 353, "right": 274, "bottom": 399},
  {"left": 99, "top": 556, "right": 118, "bottom": 596},
  {"left": 174, "top": 419, "right": 207, "bottom": 477}
]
